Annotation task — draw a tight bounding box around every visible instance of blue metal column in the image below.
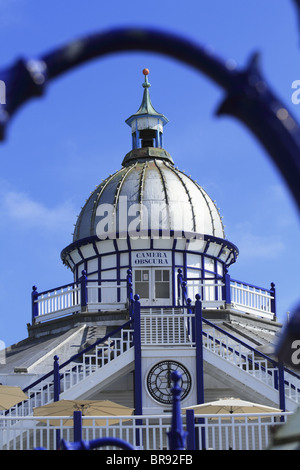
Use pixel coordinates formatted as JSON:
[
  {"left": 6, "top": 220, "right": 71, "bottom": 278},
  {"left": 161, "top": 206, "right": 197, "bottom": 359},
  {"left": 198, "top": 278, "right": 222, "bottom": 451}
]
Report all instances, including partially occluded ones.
[
  {"left": 186, "top": 409, "right": 195, "bottom": 450},
  {"left": 278, "top": 364, "right": 286, "bottom": 421},
  {"left": 53, "top": 355, "right": 60, "bottom": 402},
  {"left": 195, "top": 295, "right": 204, "bottom": 404},
  {"left": 270, "top": 282, "right": 276, "bottom": 321},
  {"left": 133, "top": 294, "right": 143, "bottom": 447},
  {"left": 80, "top": 269, "right": 87, "bottom": 309},
  {"left": 53, "top": 355, "right": 60, "bottom": 449},
  {"left": 177, "top": 269, "right": 183, "bottom": 305},
  {"left": 167, "top": 371, "right": 187, "bottom": 450},
  {"left": 195, "top": 294, "right": 206, "bottom": 449},
  {"left": 222, "top": 269, "right": 231, "bottom": 306},
  {"left": 73, "top": 410, "right": 82, "bottom": 442},
  {"left": 31, "top": 285, "right": 39, "bottom": 322},
  {"left": 127, "top": 269, "right": 134, "bottom": 318}
]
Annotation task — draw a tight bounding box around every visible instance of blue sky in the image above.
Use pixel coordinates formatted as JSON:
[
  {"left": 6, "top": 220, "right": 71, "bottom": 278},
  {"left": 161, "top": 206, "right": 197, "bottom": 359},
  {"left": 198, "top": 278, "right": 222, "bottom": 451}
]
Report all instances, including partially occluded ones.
[{"left": 0, "top": 0, "right": 299, "bottom": 346}]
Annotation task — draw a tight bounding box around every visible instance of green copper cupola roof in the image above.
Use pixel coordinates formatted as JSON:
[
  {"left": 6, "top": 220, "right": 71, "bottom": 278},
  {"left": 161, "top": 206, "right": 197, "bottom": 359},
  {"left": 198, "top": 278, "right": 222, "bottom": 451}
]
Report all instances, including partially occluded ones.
[{"left": 125, "top": 69, "right": 169, "bottom": 150}]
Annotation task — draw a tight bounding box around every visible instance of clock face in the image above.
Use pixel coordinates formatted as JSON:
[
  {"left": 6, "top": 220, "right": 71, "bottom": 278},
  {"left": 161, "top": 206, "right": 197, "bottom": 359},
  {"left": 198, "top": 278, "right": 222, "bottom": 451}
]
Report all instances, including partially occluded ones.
[{"left": 146, "top": 360, "right": 192, "bottom": 405}]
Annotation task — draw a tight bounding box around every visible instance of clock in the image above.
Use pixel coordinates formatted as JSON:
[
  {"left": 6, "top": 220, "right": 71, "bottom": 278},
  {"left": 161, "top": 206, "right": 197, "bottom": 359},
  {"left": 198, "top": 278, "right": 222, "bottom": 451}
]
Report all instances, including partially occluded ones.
[{"left": 146, "top": 360, "right": 192, "bottom": 405}]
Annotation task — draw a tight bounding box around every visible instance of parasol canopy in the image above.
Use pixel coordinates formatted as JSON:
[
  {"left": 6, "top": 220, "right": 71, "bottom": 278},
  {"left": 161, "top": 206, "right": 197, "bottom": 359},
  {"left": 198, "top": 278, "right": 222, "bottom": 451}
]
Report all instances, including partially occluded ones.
[
  {"left": 183, "top": 397, "right": 282, "bottom": 420},
  {"left": 33, "top": 399, "right": 134, "bottom": 426},
  {"left": 0, "top": 385, "right": 28, "bottom": 410}
]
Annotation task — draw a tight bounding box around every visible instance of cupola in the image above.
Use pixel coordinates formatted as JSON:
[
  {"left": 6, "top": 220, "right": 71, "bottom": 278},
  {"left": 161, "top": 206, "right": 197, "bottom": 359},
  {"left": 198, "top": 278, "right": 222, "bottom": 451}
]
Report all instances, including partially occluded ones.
[{"left": 125, "top": 68, "right": 168, "bottom": 150}]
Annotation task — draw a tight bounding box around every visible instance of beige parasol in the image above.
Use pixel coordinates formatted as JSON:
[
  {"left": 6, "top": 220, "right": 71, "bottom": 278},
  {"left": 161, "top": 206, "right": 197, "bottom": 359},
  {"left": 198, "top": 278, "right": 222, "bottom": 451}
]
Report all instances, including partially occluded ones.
[
  {"left": 33, "top": 399, "right": 134, "bottom": 426},
  {"left": 0, "top": 385, "right": 28, "bottom": 410},
  {"left": 183, "top": 397, "right": 282, "bottom": 419}
]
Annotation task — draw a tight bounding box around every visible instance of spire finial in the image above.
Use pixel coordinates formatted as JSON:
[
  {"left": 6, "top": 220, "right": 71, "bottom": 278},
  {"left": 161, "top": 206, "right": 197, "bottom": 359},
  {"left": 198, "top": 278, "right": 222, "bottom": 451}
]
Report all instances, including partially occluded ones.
[
  {"left": 142, "top": 68, "right": 150, "bottom": 88},
  {"left": 125, "top": 68, "right": 168, "bottom": 151}
]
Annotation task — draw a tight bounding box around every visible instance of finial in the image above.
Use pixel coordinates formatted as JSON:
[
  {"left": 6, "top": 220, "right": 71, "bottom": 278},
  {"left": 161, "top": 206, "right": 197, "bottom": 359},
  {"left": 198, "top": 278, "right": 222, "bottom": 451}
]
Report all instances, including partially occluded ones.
[{"left": 142, "top": 68, "right": 150, "bottom": 88}]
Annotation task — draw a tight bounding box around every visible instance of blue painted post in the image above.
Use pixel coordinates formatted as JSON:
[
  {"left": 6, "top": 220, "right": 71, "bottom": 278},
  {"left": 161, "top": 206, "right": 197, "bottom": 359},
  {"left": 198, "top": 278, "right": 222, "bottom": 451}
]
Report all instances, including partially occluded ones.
[
  {"left": 73, "top": 410, "right": 82, "bottom": 442},
  {"left": 222, "top": 269, "right": 231, "bottom": 306},
  {"left": 186, "top": 409, "right": 195, "bottom": 450},
  {"left": 182, "top": 281, "right": 187, "bottom": 306},
  {"left": 270, "top": 282, "right": 276, "bottom": 321},
  {"left": 195, "top": 294, "right": 206, "bottom": 450},
  {"left": 133, "top": 294, "right": 143, "bottom": 447},
  {"left": 31, "top": 285, "right": 39, "bottom": 322},
  {"left": 53, "top": 355, "right": 60, "bottom": 402},
  {"left": 186, "top": 298, "right": 194, "bottom": 342},
  {"left": 195, "top": 295, "right": 204, "bottom": 405},
  {"left": 127, "top": 269, "right": 133, "bottom": 318},
  {"left": 278, "top": 364, "right": 286, "bottom": 421},
  {"left": 53, "top": 355, "right": 60, "bottom": 450},
  {"left": 167, "top": 370, "right": 187, "bottom": 450},
  {"left": 80, "top": 270, "right": 87, "bottom": 309},
  {"left": 177, "top": 269, "right": 183, "bottom": 305}
]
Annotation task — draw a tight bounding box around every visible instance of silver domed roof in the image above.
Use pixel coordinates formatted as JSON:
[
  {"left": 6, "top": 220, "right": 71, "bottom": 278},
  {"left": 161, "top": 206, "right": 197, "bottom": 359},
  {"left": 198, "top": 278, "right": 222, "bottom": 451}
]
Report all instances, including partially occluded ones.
[
  {"left": 73, "top": 148, "right": 225, "bottom": 242},
  {"left": 72, "top": 70, "right": 225, "bottom": 243}
]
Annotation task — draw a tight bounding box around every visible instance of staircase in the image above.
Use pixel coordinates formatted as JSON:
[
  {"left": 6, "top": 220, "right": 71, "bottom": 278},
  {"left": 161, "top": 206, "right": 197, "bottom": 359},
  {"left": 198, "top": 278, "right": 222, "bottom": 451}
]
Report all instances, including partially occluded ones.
[
  {"left": 4, "top": 303, "right": 300, "bottom": 420},
  {"left": 4, "top": 321, "right": 134, "bottom": 419},
  {"left": 201, "top": 317, "right": 300, "bottom": 411}
]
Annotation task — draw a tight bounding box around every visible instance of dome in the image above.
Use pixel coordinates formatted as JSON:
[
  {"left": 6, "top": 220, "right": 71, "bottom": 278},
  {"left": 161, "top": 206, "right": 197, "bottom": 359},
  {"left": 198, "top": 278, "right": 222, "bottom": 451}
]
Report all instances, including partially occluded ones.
[{"left": 73, "top": 147, "right": 225, "bottom": 242}]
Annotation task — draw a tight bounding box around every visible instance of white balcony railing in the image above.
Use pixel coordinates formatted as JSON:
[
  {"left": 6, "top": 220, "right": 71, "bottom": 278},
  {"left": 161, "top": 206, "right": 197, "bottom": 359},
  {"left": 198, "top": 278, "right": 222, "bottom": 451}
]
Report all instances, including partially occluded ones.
[
  {"left": 33, "top": 274, "right": 276, "bottom": 324},
  {"left": 230, "top": 279, "right": 274, "bottom": 319}
]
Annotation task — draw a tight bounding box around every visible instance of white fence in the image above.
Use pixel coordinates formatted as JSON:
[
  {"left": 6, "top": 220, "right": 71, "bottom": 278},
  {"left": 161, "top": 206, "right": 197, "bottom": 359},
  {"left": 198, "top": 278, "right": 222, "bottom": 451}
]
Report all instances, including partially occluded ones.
[
  {"left": 141, "top": 308, "right": 194, "bottom": 346},
  {"left": 34, "top": 281, "right": 127, "bottom": 323},
  {"left": 34, "top": 276, "right": 275, "bottom": 324},
  {"left": 183, "top": 277, "right": 275, "bottom": 320},
  {"left": 230, "top": 280, "right": 274, "bottom": 319},
  {"left": 0, "top": 412, "right": 289, "bottom": 450},
  {"left": 35, "top": 284, "right": 81, "bottom": 321},
  {"left": 186, "top": 281, "right": 224, "bottom": 309},
  {"left": 85, "top": 282, "right": 127, "bottom": 310}
]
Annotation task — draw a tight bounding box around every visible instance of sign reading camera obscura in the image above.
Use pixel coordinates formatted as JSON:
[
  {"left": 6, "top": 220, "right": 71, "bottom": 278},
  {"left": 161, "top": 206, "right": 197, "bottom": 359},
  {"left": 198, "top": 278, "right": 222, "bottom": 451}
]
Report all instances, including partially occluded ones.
[{"left": 133, "top": 251, "right": 171, "bottom": 266}]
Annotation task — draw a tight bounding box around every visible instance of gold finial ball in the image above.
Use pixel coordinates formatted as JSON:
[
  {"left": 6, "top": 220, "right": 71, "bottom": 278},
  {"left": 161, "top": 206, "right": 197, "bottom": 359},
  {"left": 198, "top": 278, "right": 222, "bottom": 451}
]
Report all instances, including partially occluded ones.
[{"left": 143, "top": 68, "right": 149, "bottom": 76}]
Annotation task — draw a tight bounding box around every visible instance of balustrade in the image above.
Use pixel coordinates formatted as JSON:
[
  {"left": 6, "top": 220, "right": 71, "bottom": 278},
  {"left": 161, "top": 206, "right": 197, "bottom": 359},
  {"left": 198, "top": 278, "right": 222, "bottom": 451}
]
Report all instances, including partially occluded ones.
[
  {"left": 177, "top": 269, "right": 276, "bottom": 321},
  {"left": 140, "top": 308, "right": 194, "bottom": 346}
]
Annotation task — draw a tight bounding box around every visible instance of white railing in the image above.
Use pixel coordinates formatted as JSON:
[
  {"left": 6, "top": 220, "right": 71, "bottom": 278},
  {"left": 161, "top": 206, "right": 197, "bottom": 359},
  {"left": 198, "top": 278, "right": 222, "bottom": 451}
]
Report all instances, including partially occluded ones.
[
  {"left": 4, "top": 326, "right": 134, "bottom": 420},
  {"left": 181, "top": 275, "right": 275, "bottom": 320},
  {"left": 230, "top": 280, "right": 274, "bottom": 319},
  {"left": 33, "top": 281, "right": 127, "bottom": 323},
  {"left": 35, "top": 284, "right": 81, "bottom": 322},
  {"left": 203, "top": 320, "right": 300, "bottom": 404},
  {"left": 0, "top": 412, "right": 289, "bottom": 450},
  {"left": 141, "top": 308, "right": 194, "bottom": 346},
  {"left": 86, "top": 282, "right": 127, "bottom": 310},
  {"left": 59, "top": 328, "right": 133, "bottom": 394},
  {"left": 186, "top": 281, "right": 224, "bottom": 308},
  {"left": 195, "top": 412, "right": 288, "bottom": 450}
]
